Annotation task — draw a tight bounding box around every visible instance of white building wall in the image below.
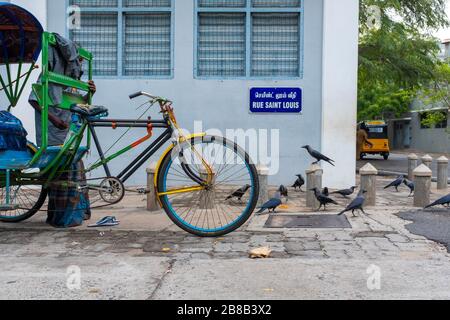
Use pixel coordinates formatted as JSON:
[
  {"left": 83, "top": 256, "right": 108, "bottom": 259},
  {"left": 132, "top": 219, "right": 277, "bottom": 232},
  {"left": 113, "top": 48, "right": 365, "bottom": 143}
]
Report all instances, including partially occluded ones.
[{"left": 321, "top": 0, "right": 359, "bottom": 188}]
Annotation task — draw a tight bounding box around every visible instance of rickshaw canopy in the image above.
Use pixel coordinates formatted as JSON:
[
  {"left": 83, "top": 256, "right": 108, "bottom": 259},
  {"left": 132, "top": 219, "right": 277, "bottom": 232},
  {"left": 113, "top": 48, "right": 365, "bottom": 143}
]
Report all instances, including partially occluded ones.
[
  {"left": 0, "top": 2, "right": 43, "bottom": 64},
  {"left": 0, "top": 3, "right": 43, "bottom": 109}
]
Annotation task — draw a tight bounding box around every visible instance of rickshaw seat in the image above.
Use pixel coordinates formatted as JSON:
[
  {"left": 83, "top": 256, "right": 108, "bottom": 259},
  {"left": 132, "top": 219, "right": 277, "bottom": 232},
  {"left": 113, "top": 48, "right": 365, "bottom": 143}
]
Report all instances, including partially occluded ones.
[
  {"left": 0, "top": 145, "right": 88, "bottom": 170},
  {"left": 70, "top": 104, "right": 109, "bottom": 119}
]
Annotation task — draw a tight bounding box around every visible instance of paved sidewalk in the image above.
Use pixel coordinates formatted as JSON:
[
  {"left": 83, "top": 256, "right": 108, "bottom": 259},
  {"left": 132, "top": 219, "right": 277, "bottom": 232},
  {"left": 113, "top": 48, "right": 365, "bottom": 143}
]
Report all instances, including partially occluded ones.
[{"left": 0, "top": 177, "right": 449, "bottom": 299}]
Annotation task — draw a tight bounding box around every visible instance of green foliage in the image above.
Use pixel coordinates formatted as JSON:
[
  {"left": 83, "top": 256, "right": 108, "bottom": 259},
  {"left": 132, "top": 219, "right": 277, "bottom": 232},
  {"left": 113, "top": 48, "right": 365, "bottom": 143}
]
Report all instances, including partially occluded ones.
[
  {"left": 357, "top": 84, "right": 416, "bottom": 121},
  {"left": 358, "top": 0, "right": 449, "bottom": 121},
  {"left": 420, "top": 111, "right": 447, "bottom": 128},
  {"left": 360, "top": 0, "right": 449, "bottom": 33},
  {"left": 420, "top": 59, "right": 450, "bottom": 109}
]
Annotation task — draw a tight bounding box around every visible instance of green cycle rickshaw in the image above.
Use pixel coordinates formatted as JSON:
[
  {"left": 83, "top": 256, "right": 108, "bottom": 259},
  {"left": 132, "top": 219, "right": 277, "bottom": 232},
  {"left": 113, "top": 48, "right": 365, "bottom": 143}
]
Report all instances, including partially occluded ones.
[{"left": 0, "top": 3, "right": 259, "bottom": 237}]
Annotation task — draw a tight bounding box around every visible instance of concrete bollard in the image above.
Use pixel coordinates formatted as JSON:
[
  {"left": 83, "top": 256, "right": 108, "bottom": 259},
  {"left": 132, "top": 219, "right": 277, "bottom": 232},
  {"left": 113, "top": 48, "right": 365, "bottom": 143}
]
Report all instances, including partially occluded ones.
[
  {"left": 437, "top": 156, "right": 449, "bottom": 190},
  {"left": 306, "top": 164, "right": 323, "bottom": 209},
  {"left": 408, "top": 153, "right": 419, "bottom": 181},
  {"left": 421, "top": 154, "right": 433, "bottom": 169},
  {"left": 146, "top": 162, "right": 160, "bottom": 212},
  {"left": 256, "top": 165, "right": 269, "bottom": 207},
  {"left": 413, "top": 164, "right": 432, "bottom": 208},
  {"left": 360, "top": 163, "right": 378, "bottom": 206}
]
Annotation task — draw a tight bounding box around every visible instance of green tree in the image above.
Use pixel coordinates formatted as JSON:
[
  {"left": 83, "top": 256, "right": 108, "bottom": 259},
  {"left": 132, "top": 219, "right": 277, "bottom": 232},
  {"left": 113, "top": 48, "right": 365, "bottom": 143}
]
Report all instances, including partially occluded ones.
[{"left": 358, "top": 0, "right": 449, "bottom": 121}]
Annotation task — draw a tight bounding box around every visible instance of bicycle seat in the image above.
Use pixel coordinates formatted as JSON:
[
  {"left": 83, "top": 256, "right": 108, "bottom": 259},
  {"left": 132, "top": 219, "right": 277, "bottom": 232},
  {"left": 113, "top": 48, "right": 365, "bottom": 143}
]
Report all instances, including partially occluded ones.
[{"left": 70, "top": 104, "right": 109, "bottom": 119}]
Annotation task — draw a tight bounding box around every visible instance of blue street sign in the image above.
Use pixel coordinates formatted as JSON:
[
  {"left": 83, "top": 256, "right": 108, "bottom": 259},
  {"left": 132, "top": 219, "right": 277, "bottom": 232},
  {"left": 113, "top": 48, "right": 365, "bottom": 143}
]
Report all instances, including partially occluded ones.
[{"left": 250, "top": 88, "right": 302, "bottom": 113}]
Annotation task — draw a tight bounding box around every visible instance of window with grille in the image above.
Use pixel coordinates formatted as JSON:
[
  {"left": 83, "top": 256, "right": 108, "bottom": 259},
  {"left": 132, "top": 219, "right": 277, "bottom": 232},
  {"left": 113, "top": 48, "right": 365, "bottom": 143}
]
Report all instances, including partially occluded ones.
[
  {"left": 69, "top": 0, "right": 173, "bottom": 77},
  {"left": 196, "top": 0, "right": 302, "bottom": 78}
]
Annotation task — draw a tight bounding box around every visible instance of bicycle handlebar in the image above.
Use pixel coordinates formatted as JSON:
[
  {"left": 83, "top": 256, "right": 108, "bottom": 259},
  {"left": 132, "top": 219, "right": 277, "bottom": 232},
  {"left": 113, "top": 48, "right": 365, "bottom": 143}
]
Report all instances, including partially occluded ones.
[
  {"left": 129, "top": 92, "right": 143, "bottom": 100},
  {"left": 129, "top": 91, "right": 172, "bottom": 104}
]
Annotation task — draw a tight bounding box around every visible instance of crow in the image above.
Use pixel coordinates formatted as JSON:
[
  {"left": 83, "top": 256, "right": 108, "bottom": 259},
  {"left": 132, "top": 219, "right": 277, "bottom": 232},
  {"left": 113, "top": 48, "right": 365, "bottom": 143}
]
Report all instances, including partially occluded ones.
[
  {"left": 256, "top": 192, "right": 282, "bottom": 215},
  {"left": 384, "top": 175, "right": 404, "bottom": 192},
  {"left": 322, "top": 187, "right": 330, "bottom": 197},
  {"left": 226, "top": 184, "right": 251, "bottom": 201},
  {"left": 331, "top": 186, "right": 357, "bottom": 198},
  {"left": 278, "top": 185, "right": 289, "bottom": 202},
  {"left": 424, "top": 194, "right": 450, "bottom": 209},
  {"left": 301, "top": 145, "right": 335, "bottom": 167},
  {"left": 292, "top": 174, "right": 305, "bottom": 192},
  {"left": 338, "top": 190, "right": 368, "bottom": 217},
  {"left": 310, "top": 188, "right": 339, "bottom": 211},
  {"left": 403, "top": 179, "right": 415, "bottom": 197}
]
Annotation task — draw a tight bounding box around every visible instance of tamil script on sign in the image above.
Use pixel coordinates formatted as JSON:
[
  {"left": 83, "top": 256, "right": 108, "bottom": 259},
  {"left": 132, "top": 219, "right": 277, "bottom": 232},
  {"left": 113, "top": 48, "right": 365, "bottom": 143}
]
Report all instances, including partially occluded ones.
[{"left": 250, "top": 88, "right": 302, "bottom": 113}]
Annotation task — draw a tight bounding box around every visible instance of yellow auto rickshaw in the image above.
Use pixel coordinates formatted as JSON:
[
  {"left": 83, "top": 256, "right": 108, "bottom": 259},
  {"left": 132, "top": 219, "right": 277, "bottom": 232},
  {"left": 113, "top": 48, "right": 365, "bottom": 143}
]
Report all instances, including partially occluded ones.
[{"left": 360, "top": 121, "right": 390, "bottom": 160}]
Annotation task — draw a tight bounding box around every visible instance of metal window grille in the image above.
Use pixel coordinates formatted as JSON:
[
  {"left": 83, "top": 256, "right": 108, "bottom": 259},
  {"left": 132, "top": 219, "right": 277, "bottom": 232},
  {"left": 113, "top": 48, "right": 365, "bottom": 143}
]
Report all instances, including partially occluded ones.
[
  {"left": 251, "top": 13, "right": 300, "bottom": 77},
  {"left": 199, "top": 0, "right": 246, "bottom": 8},
  {"left": 70, "top": 0, "right": 118, "bottom": 8},
  {"left": 123, "top": 13, "right": 171, "bottom": 76},
  {"left": 70, "top": 12, "right": 118, "bottom": 76},
  {"left": 124, "top": 0, "right": 171, "bottom": 7},
  {"left": 196, "top": 0, "right": 302, "bottom": 78},
  {"left": 68, "top": 1, "right": 172, "bottom": 77},
  {"left": 197, "top": 13, "right": 246, "bottom": 77},
  {"left": 252, "top": 0, "right": 301, "bottom": 8}
]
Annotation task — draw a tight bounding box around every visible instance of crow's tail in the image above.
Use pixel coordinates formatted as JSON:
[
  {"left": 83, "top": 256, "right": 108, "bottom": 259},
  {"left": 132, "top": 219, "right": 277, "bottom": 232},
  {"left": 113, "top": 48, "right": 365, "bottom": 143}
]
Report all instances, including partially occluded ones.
[
  {"left": 337, "top": 210, "right": 346, "bottom": 216},
  {"left": 257, "top": 207, "right": 265, "bottom": 214},
  {"left": 424, "top": 202, "right": 436, "bottom": 209},
  {"left": 326, "top": 160, "right": 335, "bottom": 167}
]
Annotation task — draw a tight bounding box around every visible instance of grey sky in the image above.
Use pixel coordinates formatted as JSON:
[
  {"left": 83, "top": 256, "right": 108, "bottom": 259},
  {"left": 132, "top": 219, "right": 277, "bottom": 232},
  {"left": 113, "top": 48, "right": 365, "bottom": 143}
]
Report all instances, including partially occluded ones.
[{"left": 435, "top": 0, "right": 450, "bottom": 40}]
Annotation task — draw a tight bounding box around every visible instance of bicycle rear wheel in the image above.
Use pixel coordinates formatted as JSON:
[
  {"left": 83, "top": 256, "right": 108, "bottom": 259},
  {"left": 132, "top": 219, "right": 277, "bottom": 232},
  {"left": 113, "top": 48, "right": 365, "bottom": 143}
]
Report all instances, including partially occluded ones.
[{"left": 157, "top": 135, "right": 259, "bottom": 237}]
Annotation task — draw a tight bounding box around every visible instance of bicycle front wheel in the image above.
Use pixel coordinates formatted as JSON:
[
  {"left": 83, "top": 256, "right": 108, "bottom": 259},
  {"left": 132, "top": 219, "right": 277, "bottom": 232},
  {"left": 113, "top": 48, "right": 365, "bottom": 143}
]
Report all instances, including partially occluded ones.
[{"left": 157, "top": 135, "right": 259, "bottom": 237}]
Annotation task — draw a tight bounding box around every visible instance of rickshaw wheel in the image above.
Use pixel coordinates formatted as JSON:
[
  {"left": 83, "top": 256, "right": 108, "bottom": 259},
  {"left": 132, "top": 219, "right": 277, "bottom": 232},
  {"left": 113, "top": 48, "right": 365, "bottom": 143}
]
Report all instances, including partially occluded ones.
[
  {"left": 0, "top": 144, "right": 48, "bottom": 223},
  {"left": 0, "top": 181, "right": 48, "bottom": 223}
]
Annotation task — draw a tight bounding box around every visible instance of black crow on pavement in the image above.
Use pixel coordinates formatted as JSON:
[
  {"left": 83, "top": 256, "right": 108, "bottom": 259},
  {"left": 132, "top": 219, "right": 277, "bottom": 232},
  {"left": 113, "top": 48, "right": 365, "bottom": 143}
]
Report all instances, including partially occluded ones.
[
  {"left": 384, "top": 175, "right": 404, "bottom": 192},
  {"left": 278, "top": 185, "right": 289, "bottom": 202},
  {"left": 257, "top": 192, "right": 282, "bottom": 215},
  {"left": 311, "top": 188, "right": 338, "bottom": 211},
  {"left": 292, "top": 174, "right": 305, "bottom": 192},
  {"left": 226, "top": 184, "right": 251, "bottom": 201},
  {"left": 338, "top": 190, "right": 368, "bottom": 217},
  {"left": 331, "top": 186, "right": 357, "bottom": 198},
  {"left": 403, "top": 179, "right": 415, "bottom": 197},
  {"left": 424, "top": 194, "right": 450, "bottom": 209}
]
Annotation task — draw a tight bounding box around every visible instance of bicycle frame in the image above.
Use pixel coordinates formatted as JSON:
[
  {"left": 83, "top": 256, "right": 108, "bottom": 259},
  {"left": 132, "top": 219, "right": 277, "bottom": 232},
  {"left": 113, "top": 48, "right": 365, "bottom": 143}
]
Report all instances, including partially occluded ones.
[
  {"left": 86, "top": 115, "right": 210, "bottom": 197},
  {"left": 86, "top": 118, "right": 172, "bottom": 183}
]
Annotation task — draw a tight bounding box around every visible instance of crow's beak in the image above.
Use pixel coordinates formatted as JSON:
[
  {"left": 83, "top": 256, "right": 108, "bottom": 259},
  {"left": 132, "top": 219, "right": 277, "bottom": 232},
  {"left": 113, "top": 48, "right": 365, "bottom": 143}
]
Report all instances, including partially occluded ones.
[{"left": 301, "top": 146, "right": 307, "bottom": 149}]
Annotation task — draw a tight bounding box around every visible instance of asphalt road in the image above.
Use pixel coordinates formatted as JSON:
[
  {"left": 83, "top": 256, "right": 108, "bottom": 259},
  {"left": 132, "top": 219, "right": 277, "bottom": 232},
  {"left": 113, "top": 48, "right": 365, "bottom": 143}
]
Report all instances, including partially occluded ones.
[
  {"left": 357, "top": 153, "right": 450, "bottom": 178},
  {"left": 398, "top": 209, "right": 450, "bottom": 253}
]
